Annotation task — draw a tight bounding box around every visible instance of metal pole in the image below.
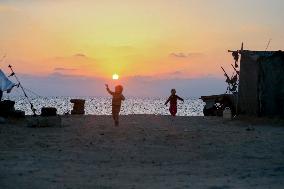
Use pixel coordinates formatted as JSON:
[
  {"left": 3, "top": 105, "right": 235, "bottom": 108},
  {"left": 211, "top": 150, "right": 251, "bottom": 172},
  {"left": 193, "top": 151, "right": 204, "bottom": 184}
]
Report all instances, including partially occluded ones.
[{"left": 8, "top": 65, "right": 36, "bottom": 116}]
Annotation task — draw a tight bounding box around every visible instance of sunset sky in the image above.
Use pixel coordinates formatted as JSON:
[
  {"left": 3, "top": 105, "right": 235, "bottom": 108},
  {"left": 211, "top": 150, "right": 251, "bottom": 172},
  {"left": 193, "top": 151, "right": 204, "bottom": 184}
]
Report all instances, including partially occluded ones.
[{"left": 1, "top": 0, "right": 284, "bottom": 96}]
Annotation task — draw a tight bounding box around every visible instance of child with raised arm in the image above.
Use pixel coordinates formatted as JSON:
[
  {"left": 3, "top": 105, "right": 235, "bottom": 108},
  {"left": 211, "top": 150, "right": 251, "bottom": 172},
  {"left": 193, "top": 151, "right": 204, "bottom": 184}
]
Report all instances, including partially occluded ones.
[
  {"left": 105, "top": 84, "right": 125, "bottom": 126},
  {"left": 165, "top": 89, "right": 184, "bottom": 116}
]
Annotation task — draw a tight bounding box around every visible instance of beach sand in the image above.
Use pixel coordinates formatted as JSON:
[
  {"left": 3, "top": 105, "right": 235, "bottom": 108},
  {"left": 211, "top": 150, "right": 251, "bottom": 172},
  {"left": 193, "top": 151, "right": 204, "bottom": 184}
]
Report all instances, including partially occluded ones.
[{"left": 0, "top": 115, "right": 284, "bottom": 189}]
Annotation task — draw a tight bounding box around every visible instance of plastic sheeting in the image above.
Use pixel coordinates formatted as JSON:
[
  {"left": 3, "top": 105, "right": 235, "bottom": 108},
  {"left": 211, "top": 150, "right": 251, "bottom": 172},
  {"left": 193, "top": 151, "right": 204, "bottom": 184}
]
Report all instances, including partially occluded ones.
[{"left": 0, "top": 69, "right": 15, "bottom": 92}]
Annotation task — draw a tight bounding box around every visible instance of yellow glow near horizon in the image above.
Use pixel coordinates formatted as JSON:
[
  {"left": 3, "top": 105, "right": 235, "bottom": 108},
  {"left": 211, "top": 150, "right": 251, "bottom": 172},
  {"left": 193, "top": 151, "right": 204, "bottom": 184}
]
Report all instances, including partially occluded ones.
[{"left": 112, "top": 74, "right": 119, "bottom": 80}]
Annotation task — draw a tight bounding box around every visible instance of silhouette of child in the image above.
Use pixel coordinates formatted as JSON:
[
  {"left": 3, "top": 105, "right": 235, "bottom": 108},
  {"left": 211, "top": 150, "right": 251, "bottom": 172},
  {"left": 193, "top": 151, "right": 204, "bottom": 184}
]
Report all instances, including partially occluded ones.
[
  {"left": 105, "top": 84, "right": 125, "bottom": 126},
  {"left": 165, "top": 89, "right": 184, "bottom": 116}
]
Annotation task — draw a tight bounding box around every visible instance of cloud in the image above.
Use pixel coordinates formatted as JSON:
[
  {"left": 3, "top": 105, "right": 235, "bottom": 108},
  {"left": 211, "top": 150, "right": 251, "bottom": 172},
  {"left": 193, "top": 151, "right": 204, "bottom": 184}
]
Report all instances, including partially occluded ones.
[
  {"left": 73, "top": 53, "right": 87, "bottom": 58},
  {"left": 54, "top": 53, "right": 89, "bottom": 60},
  {"left": 170, "top": 52, "right": 188, "bottom": 58},
  {"left": 166, "top": 71, "right": 183, "bottom": 75},
  {"left": 170, "top": 52, "right": 204, "bottom": 58},
  {"left": 152, "top": 70, "right": 187, "bottom": 79},
  {"left": 43, "top": 53, "right": 105, "bottom": 76},
  {"left": 54, "top": 67, "right": 78, "bottom": 72}
]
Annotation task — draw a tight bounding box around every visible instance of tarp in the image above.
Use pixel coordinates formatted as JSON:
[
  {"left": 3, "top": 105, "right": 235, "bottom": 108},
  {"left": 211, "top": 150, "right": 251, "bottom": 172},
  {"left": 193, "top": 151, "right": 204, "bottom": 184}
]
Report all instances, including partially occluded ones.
[
  {"left": 0, "top": 69, "right": 15, "bottom": 92},
  {"left": 238, "top": 51, "right": 284, "bottom": 117}
]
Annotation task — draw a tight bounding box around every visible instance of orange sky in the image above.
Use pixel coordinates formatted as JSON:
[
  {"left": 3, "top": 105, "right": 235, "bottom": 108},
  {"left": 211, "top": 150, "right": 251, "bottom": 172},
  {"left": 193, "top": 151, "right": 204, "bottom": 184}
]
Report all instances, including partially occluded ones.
[{"left": 1, "top": 0, "right": 284, "bottom": 79}]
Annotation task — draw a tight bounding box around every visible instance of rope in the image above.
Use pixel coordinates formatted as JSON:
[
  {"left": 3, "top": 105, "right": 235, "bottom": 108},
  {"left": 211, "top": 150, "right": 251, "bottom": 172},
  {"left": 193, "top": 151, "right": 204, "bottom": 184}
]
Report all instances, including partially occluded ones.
[
  {"left": 23, "top": 87, "right": 42, "bottom": 97},
  {"left": 8, "top": 65, "right": 37, "bottom": 115}
]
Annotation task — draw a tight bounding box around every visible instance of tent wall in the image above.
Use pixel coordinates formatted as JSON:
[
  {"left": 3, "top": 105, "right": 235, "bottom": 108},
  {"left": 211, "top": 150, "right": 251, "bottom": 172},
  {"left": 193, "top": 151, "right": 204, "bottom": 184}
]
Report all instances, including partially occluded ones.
[
  {"left": 238, "top": 51, "right": 284, "bottom": 117},
  {"left": 238, "top": 52, "right": 260, "bottom": 115},
  {"left": 258, "top": 52, "right": 284, "bottom": 116}
]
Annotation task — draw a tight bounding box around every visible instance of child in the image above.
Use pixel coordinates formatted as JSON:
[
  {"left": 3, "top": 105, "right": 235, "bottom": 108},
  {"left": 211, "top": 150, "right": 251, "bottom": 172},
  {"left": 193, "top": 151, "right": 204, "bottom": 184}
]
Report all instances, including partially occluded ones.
[
  {"left": 105, "top": 84, "right": 125, "bottom": 126},
  {"left": 165, "top": 89, "right": 184, "bottom": 116}
]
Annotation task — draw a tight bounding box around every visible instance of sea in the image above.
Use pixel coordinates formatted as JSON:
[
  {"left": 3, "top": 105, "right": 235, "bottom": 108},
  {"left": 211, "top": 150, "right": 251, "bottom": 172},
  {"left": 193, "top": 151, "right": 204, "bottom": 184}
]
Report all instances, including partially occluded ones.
[{"left": 2, "top": 96, "right": 205, "bottom": 116}]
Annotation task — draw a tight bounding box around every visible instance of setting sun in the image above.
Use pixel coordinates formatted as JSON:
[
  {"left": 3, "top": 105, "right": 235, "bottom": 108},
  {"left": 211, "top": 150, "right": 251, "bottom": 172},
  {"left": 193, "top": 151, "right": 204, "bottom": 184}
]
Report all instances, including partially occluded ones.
[{"left": 112, "top": 74, "right": 119, "bottom": 80}]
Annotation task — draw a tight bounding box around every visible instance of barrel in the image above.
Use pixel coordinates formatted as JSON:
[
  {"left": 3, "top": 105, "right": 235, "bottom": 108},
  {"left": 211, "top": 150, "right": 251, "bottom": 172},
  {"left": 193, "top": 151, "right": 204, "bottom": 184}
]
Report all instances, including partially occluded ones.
[{"left": 70, "top": 99, "right": 85, "bottom": 115}]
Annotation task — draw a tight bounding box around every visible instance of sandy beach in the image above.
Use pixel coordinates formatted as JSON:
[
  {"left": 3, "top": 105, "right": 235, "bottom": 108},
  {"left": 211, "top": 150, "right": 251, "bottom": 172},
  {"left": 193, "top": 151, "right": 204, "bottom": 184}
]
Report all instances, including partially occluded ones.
[{"left": 0, "top": 115, "right": 284, "bottom": 189}]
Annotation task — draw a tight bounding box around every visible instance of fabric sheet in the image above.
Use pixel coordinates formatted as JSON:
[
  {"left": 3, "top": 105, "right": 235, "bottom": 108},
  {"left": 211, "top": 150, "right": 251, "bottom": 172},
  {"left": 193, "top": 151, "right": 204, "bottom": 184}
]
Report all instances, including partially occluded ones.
[{"left": 0, "top": 69, "right": 15, "bottom": 92}]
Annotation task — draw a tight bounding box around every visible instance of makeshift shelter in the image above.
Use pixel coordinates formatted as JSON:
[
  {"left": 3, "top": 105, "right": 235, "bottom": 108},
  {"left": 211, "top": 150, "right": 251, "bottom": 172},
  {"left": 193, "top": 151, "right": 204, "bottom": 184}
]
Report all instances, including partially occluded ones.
[
  {"left": 0, "top": 69, "right": 15, "bottom": 100},
  {"left": 0, "top": 69, "right": 25, "bottom": 117},
  {"left": 238, "top": 50, "right": 284, "bottom": 117}
]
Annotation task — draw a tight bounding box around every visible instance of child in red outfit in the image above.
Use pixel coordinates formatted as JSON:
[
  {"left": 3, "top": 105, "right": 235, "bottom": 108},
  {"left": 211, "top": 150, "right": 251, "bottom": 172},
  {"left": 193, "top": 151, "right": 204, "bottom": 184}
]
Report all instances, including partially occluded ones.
[
  {"left": 105, "top": 84, "right": 125, "bottom": 126},
  {"left": 165, "top": 89, "right": 184, "bottom": 116}
]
